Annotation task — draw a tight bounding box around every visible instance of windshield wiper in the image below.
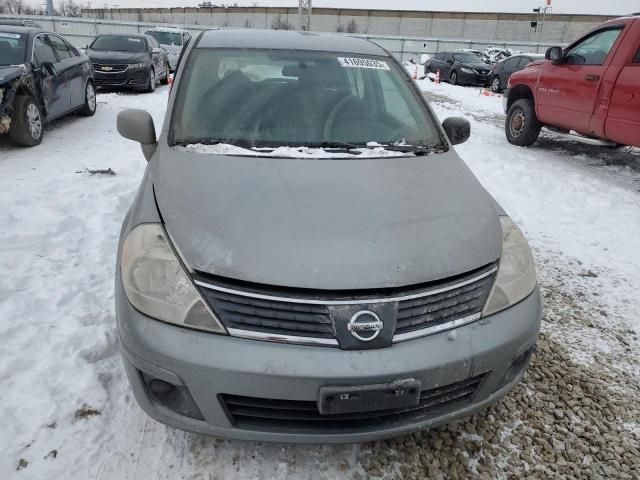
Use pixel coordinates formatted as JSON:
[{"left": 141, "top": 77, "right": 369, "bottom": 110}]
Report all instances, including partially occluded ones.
[
  {"left": 381, "top": 144, "right": 443, "bottom": 156},
  {"left": 173, "top": 139, "right": 256, "bottom": 149},
  {"left": 315, "top": 141, "right": 362, "bottom": 150}
]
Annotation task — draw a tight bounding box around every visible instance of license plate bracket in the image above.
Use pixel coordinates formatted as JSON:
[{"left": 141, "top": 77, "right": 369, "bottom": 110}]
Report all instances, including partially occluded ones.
[{"left": 318, "top": 378, "right": 421, "bottom": 415}]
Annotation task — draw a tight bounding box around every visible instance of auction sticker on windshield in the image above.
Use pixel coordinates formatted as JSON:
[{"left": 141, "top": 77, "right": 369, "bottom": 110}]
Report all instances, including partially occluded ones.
[
  {"left": 338, "top": 57, "right": 390, "bottom": 70},
  {"left": 0, "top": 33, "right": 21, "bottom": 39}
]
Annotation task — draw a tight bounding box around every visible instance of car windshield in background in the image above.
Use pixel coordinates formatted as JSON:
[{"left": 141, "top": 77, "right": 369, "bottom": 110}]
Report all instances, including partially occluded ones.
[
  {"left": 91, "top": 35, "right": 147, "bottom": 52},
  {"left": 171, "top": 49, "right": 443, "bottom": 153},
  {"left": 0, "top": 32, "right": 27, "bottom": 65},
  {"left": 453, "top": 52, "right": 481, "bottom": 63},
  {"left": 145, "top": 31, "right": 182, "bottom": 46}
]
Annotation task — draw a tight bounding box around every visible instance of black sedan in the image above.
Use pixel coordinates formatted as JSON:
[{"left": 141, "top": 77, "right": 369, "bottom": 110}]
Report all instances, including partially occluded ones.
[
  {"left": 0, "top": 26, "right": 96, "bottom": 147},
  {"left": 425, "top": 51, "right": 492, "bottom": 86},
  {"left": 489, "top": 54, "right": 544, "bottom": 92},
  {"left": 86, "top": 34, "right": 169, "bottom": 92}
]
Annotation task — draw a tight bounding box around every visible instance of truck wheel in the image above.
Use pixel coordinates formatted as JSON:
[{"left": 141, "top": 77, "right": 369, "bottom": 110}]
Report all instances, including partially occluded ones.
[
  {"left": 9, "top": 95, "right": 44, "bottom": 147},
  {"left": 450, "top": 71, "right": 458, "bottom": 85},
  {"left": 505, "top": 99, "right": 541, "bottom": 147}
]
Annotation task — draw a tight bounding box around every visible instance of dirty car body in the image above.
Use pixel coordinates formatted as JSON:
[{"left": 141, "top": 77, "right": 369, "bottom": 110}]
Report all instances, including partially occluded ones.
[
  {"left": 115, "top": 30, "right": 542, "bottom": 443},
  {"left": 0, "top": 26, "right": 95, "bottom": 146}
]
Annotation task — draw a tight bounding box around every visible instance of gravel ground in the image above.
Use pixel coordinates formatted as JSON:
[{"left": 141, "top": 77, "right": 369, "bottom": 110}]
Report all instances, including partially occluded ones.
[{"left": 355, "top": 251, "right": 640, "bottom": 479}]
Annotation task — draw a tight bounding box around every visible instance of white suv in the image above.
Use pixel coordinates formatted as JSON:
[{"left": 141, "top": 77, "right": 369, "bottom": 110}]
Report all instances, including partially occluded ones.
[{"left": 144, "top": 27, "right": 192, "bottom": 71}]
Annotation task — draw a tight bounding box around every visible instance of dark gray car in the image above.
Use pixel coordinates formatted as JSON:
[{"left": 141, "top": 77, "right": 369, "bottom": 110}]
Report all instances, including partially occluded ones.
[
  {"left": 0, "top": 26, "right": 96, "bottom": 146},
  {"left": 115, "top": 30, "right": 541, "bottom": 443}
]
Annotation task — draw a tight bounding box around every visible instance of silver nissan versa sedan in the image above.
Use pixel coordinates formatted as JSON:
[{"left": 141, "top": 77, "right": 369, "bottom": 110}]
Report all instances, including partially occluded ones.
[{"left": 115, "top": 30, "right": 542, "bottom": 443}]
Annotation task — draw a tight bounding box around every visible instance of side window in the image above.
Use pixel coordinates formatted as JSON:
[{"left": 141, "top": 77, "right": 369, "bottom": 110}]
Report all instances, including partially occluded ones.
[
  {"left": 33, "top": 35, "right": 58, "bottom": 67},
  {"left": 62, "top": 37, "right": 78, "bottom": 57},
  {"left": 48, "top": 35, "right": 72, "bottom": 61},
  {"left": 504, "top": 58, "right": 517, "bottom": 70},
  {"left": 633, "top": 47, "right": 640, "bottom": 64},
  {"left": 565, "top": 28, "right": 623, "bottom": 66},
  {"left": 517, "top": 57, "right": 532, "bottom": 69}
]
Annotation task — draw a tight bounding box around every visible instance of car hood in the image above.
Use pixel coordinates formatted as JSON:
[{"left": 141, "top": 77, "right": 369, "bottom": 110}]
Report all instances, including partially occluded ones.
[
  {"left": 0, "top": 65, "right": 27, "bottom": 86},
  {"left": 160, "top": 44, "right": 181, "bottom": 54},
  {"left": 155, "top": 149, "right": 502, "bottom": 290},
  {"left": 86, "top": 50, "right": 147, "bottom": 63}
]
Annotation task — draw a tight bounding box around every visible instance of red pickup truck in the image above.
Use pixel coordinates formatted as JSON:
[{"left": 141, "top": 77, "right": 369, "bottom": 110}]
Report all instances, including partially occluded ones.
[{"left": 504, "top": 15, "right": 640, "bottom": 148}]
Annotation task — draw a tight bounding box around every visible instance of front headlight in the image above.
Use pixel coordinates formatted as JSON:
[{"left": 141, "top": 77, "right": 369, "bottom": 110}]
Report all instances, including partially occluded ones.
[
  {"left": 128, "top": 62, "right": 147, "bottom": 70},
  {"left": 483, "top": 217, "right": 537, "bottom": 316},
  {"left": 120, "top": 223, "right": 226, "bottom": 334},
  {"left": 461, "top": 67, "right": 476, "bottom": 74}
]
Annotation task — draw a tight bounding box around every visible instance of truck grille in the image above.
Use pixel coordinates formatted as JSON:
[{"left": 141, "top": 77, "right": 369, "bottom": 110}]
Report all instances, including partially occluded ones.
[
  {"left": 196, "top": 264, "right": 496, "bottom": 346},
  {"left": 220, "top": 373, "right": 488, "bottom": 432}
]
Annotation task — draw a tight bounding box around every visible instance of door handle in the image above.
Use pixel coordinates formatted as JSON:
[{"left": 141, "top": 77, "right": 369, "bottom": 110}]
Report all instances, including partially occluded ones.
[{"left": 585, "top": 74, "right": 600, "bottom": 82}]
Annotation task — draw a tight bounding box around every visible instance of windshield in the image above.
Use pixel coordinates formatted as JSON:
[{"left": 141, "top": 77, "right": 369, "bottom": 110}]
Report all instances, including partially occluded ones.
[
  {"left": 145, "top": 30, "right": 182, "bottom": 46},
  {"left": 0, "top": 32, "right": 27, "bottom": 66},
  {"left": 90, "top": 35, "right": 147, "bottom": 52},
  {"left": 453, "top": 52, "right": 481, "bottom": 63},
  {"left": 171, "top": 49, "right": 443, "bottom": 153}
]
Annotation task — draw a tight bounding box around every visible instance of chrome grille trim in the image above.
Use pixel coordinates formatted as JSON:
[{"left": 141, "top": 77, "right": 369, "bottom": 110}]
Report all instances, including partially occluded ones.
[
  {"left": 194, "top": 267, "right": 497, "bottom": 306},
  {"left": 226, "top": 328, "right": 339, "bottom": 346},
  {"left": 392, "top": 312, "right": 481, "bottom": 343}
]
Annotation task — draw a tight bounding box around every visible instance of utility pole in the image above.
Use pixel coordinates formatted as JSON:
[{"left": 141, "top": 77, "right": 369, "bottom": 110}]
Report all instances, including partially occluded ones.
[
  {"left": 46, "top": 0, "right": 54, "bottom": 16},
  {"left": 531, "top": 0, "right": 553, "bottom": 43},
  {"left": 298, "top": 0, "right": 312, "bottom": 31}
]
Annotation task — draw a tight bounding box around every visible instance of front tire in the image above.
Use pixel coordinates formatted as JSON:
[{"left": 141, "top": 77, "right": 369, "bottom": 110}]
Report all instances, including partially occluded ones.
[
  {"left": 78, "top": 81, "right": 97, "bottom": 116},
  {"left": 9, "top": 95, "right": 44, "bottom": 147},
  {"left": 145, "top": 68, "right": 156, "bottom": 93},
  {"left": 160, "top": 62, "right": 169, "bottom": 85},
  {"left": 505, "top": 99, "right": 541, "bottom": 147},
  {"left": 450, "top": 71, "right": 458, "bottom": 85},
  {"left": 491, "top": 76, "right": 502, "bottom": 93}
]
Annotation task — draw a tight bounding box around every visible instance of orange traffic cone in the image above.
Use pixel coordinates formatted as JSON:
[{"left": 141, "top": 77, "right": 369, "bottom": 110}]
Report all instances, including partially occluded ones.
[{"left": 435, "top": 69, "right": 441, "bottom": 85}]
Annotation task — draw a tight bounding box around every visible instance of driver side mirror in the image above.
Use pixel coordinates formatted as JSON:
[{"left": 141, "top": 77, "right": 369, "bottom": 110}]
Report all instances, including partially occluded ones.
[
  {"left": 41, "top": 61, "right": 56, "bottom": 76},
  {"left": 442, "top": 117, "right": 470, "bottom": 145},
  {"left": 545, "top": 46, "right": 563, "bottom": 64},
  {"left": 446, "top": 58, "right": 454, "bottom": 64},
  {"left": 117, "top": 109, "right": 157, "bottom": 162}
]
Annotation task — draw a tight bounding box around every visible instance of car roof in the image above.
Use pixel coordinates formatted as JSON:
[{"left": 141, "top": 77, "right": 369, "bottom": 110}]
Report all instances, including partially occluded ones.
[
  {"left": 0, "top": 24, "right": 45, "bottom": 34},
  {"left": 96, "top": 32, "right": 148, "bottom": 39},
  {"left": 197, "top": 30, "right": 388, "bottom": 56}
]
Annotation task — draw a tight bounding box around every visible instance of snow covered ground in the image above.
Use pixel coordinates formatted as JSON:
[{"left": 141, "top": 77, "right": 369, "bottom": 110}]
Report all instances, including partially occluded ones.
[{"left": 1, "top": 83, "right": 639, "bottom": 479}]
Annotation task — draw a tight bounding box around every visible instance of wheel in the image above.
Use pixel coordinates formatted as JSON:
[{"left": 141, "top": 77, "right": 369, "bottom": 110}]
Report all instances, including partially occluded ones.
[
  {"left": 450, "top": 71, "right": 458, "bottom": 85},
  {"left": 145, "top": 68, "right": 156, "bottom": 93},
  {"left": 77, "top": 81, "right": 97, "bottom": 116},
  {"left": 8, "top": 95, "right": 44, "bottom": 147},
  {"left": 160, "top": 60, "right": 169, "bottom": 85},
  {"left": 505, "top": 99, "right": 542, "bottom": 147},
  {"left": 490, "top": 76, "right": 502, "bottom": 93}
]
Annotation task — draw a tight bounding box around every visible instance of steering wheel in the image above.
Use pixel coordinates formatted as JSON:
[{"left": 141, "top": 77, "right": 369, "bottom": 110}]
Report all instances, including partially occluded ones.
[{"left": 323, "top": 96, "right": 404, "bottom": 143}]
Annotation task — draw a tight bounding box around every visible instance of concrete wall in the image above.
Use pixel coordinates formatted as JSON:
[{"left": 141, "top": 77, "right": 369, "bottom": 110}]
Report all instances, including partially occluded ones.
[{"left": 81, "top": 8, "right": 615, "bottom": 44}]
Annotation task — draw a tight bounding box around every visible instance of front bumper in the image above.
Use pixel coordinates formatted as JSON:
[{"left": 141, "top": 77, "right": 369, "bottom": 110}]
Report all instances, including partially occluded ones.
[
  {"left": 503, "top": 88, "right": 510, "bottom": 113},
  {"left": 458, "top": 70, "right": 492, "bottom": 86},
  {"left": 93, "top": 67, "right": 149, "bottom": 90},
  {"left": 116, "top": 280, "right": 542, "bottom": 443}
]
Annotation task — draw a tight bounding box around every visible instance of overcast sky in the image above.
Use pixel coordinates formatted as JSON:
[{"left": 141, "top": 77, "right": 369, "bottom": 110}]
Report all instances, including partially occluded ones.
[{"left": 53, "top": 0, "right": 639, "bottom": 15}]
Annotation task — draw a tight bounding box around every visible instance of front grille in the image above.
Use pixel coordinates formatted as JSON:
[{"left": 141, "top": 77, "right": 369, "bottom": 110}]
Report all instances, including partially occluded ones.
[
  {"left": 200, "top": 290, "right": 335, "bottom": 339},
  {"left": 196, "top": 264, "right": 496, "bottom": 345},
  {"left": 395, "top": 273, "right": 494, "bottom": 335},
  {"left": 220, "top": 373, "right": 488, "bottom": 433},
  {"left": 92, "top": 63, "right": 129, "bottom": 73}
]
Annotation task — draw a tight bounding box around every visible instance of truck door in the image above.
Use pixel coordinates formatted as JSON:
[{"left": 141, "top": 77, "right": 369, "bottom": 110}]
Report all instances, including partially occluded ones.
[
  {"left": 605, "top": 37, "right": 640, "bottom": 146},
  {"left": 536, "top": 26, "right": 625, "bottom": 135}
]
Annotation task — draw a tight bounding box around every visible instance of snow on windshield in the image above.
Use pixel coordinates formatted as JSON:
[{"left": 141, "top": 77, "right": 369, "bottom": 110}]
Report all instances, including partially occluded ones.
[{"left": 175, "top": 143, "right": 412, "bottom": 158}]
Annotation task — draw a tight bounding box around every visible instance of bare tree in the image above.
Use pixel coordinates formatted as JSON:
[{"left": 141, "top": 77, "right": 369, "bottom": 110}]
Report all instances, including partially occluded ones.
[
  {"left": 56, "top": 0, "right": 83, "bottom": 17},
  {"left": 270, "top": 14, "right": 291, "bottom": 31}
]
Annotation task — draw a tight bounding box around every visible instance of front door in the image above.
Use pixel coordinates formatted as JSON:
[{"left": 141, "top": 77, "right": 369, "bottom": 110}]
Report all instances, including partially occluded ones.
[
  {"left": 32, "top": 34, "right": 70, "bottom": 120},
  {"left": 48, "top": 34, "right": 85, "bottom": 109},
  {"left": 536, "top": 26, "right": 625, "bottom": 135}
]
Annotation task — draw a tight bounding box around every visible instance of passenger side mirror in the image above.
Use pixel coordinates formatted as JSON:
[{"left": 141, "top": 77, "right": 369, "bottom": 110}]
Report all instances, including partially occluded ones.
[
  {"left": 117, "top": 109, "right": 157, "bottom": 162},
  {"left": 545, "top": 46, "right": 563, "bottom": 64},
  {"left": 446, "top": 58, "right": 454, "bottom": 64},
  {"left": 442, "top": 117, "right": 470, "bottom": 145}
]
